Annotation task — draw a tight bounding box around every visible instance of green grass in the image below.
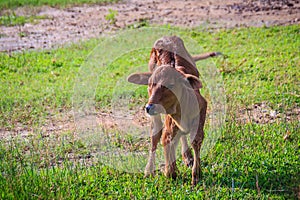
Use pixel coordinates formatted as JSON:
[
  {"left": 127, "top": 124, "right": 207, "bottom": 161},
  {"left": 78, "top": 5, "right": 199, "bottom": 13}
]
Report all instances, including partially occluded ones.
[
  {"left": 0, "top": 43, "right": 91, "bottom": 127},
  {"left": 1, "top": 122, "right": 298, "bottom": 199},
  {"left": 0, "top": 0, "right": 119, "bottom": 28},
  {"left": 0, "top": 25, "right": 299, "bottom": 199},
  {"left": 0, "top": 0, "right": 119, "bottom": 10},
  {"left": 0, "top": 11, "right": 48, "bottom": 26},
  {"left": 105, "top": 8, "right": 118, "bottom": 25}
]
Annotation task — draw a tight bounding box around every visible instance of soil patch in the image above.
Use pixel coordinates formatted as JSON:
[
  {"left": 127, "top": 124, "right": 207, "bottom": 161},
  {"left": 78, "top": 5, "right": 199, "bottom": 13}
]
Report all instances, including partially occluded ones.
[
  {"left": 236, "top": 102, "right": 300, "bottom": 124},
  {"left": 0, "top": 0, "right": 299, "bottom": 52}
]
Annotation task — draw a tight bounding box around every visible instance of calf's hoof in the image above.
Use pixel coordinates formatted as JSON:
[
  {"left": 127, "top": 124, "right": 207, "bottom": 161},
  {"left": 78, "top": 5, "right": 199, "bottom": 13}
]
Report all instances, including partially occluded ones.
[
  {"left": 164, "top": 170, "right": 177, "bottom": 180},
  {"left": 144, "top": 172, "right": 155, "bottom": 178},
  {"left": 183, "top": 156, "right": 194, "bottom": 168},
  {"left": 163, "top": 164, "right": 177, "bottom": 179},
  {"left": 191, "top": 177, "right": 199, "bottom": 186},
  {"left": 182, "top": 149, "right": 194, "bottom": 168},
  {"left": 144, "top": 168, "right": 155, "bottom": 178}
]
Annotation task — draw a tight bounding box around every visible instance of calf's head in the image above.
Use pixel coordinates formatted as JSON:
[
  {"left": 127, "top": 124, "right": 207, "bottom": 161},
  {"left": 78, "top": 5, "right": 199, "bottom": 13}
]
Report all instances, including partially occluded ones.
[
  {"left": 148, "top": 36, "right": 197, "bottom": 76},
  {"left": 127, "top": 65, "right": 202, "bottom": 116}
]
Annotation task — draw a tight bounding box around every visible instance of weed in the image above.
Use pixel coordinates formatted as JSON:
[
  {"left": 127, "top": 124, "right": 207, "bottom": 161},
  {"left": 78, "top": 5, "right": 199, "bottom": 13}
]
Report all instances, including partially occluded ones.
[
  {"left": 105, "top": 9, "right": 118, "bottom": 25},
  {"left": 0, "top": 11, "right": 48, "bottom": 26}
]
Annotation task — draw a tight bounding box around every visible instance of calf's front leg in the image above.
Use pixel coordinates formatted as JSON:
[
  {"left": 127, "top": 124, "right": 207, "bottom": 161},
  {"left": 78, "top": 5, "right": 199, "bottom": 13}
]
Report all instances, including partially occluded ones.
[
  {"left": 161, "top": 117, "right": 179, "bottom": 179},
  {"left": 144, "top": 115, "right": 162, "bottom": 177},
  {"left": 162, "top": 130, "right": 178, "bottom": 179},
  {"left": 180, "top": 136, "right": 194, "bottom": 167}
]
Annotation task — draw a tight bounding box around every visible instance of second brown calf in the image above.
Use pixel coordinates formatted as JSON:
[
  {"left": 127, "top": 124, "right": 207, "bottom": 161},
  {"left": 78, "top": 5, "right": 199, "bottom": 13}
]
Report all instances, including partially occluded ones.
[{"left": 128, "top": 36, "right": 219, "bottom": 185}]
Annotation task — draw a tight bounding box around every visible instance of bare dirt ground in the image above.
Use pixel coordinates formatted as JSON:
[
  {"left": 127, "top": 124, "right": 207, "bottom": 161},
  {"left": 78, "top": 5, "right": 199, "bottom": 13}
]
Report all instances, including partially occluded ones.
[{"left": 0, "top": 0, "right": 299, "bottom": 52}]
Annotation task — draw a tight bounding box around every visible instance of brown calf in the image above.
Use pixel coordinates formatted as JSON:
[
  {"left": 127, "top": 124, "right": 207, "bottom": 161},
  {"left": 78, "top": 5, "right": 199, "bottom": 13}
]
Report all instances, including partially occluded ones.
[{"left": 127, "top": 36, "right": 220, "bottom": 185}]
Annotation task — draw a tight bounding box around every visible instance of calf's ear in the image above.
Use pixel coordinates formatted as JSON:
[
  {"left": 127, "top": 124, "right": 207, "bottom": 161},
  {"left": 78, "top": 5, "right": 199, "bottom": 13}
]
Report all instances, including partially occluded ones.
[
  {"left": 185, "top": 74, "right": 202, "bottom": 89},
  {"left": 127, "top": 72, "right": 152, "bottom": 85}
]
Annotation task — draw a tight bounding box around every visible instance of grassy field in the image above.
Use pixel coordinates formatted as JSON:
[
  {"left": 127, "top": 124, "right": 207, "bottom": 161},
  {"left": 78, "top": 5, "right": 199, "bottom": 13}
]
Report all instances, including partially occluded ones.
[
  {"left": 0, "top": 0, "right": 119, "bottom": 10},
  {"left": 0, "top": 25, "right": 299, "bottom": 199},
  {"left": 0, "top": 0, "right": 119, "bottom": 26}
]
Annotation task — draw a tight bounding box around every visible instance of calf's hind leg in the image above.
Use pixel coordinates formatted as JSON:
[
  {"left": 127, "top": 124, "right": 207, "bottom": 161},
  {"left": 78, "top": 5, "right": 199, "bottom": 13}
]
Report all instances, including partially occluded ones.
[
  {"left": 191, "top": 120, "right": 205, "bottom": 185},
  {"left": 191, "top": 136, "right": 202, "bottom": 186},
  {"left": 191, "top": 97, "right": 206, "bottom": 185}
]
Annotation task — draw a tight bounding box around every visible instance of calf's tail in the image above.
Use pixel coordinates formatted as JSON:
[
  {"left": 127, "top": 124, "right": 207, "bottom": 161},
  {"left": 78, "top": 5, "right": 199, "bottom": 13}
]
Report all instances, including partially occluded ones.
[{"left": 192, "top": 52, "right": 222, "bottom": 62}]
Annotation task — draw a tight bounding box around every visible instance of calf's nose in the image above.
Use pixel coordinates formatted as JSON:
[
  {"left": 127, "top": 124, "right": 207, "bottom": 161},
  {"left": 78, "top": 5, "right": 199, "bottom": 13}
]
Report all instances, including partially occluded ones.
[{"left": 145, "top": 104, "right": 154, "bottom": 114}]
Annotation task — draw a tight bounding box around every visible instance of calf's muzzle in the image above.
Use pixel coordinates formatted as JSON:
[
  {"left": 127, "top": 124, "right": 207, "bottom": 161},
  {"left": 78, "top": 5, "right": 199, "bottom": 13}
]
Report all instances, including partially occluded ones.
[
  {"left": 145, "top": 104, "right": 154, "bottom": 114},
  {"left": 145, "top": 103, "right": 166, "bottom": 115}
]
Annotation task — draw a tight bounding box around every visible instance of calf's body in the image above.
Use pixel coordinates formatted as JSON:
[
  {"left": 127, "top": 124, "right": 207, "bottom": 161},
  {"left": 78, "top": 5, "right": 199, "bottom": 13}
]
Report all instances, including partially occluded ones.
[{"left": 127, "top": 36, "right": 218, "bottom": 185}]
